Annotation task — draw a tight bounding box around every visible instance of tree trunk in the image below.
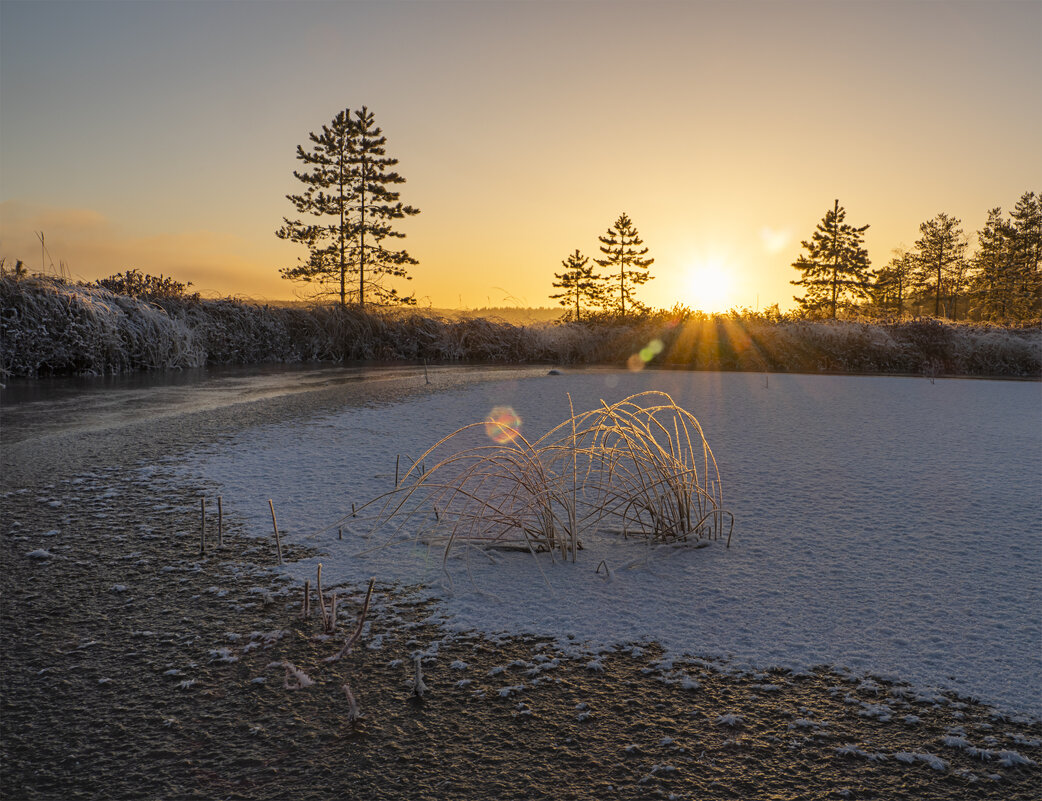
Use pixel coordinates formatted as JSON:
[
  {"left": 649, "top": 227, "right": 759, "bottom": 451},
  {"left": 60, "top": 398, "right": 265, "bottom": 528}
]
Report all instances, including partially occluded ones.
[
  {"left": 830, "top": 200, "right": 840, "bottom": 319},
  {"left": 339, "top": 145, "right": 347, "bottom": 309},
  {"left": 359, "top": 159, "right": 366, "bottom": 307},
  {"left": 831, "top": 265, "right": 838, "bottom": 319},
  {"left": 619, "top": 264, "right": 625, "bottom": 318},
  {"left": 935, "top": 244, "right": 943, "bottom": 317}
]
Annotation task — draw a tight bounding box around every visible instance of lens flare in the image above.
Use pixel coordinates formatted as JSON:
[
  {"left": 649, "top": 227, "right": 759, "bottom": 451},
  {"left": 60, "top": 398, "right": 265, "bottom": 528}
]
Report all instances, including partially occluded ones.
[
  {"left": 484, "top": 405, "right": 522, "bottom": 443},
  {"left": 760, "top": 226, "right": 791, "bottom": 254},
  {"left": 627, "top": 338, "right": 664, "bottom": 371}
]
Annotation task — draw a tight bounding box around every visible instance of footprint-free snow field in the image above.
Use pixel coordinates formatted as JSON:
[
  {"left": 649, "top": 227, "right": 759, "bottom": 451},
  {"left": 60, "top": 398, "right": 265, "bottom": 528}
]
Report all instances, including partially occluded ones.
[{"left": 183, "top": 369, "right": 1042, "bottom": 719}]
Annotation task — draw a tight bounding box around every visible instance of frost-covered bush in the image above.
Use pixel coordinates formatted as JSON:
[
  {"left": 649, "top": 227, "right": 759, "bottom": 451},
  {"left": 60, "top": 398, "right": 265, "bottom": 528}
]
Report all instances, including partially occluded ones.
[
  {"left": 2, "top": 275, "right": 1039, "bottom": 378},
  {"left": 1, "top": 276, "right": 203, "bottom": 377},
  {"left": 601, "top": 316, "right": 1041, "bottom": 378}
]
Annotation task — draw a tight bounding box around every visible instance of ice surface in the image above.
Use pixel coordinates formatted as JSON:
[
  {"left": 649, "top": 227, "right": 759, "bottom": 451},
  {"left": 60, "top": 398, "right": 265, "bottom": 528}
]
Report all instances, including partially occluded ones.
[{"left": 181, "top": 370, "right": 1042, "bottom": 718}]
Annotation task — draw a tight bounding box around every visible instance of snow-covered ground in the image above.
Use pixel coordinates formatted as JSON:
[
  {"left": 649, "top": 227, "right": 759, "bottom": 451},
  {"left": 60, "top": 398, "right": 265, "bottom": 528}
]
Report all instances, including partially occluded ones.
[{"left": 180, "top": 369, "right": 1042, "bottom": 718}]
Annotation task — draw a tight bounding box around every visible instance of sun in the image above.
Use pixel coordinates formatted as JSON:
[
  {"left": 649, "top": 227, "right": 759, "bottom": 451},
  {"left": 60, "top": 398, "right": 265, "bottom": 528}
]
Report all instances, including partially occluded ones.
[{"left": 685, "top": 259, "right": 735, "bottom": 313}]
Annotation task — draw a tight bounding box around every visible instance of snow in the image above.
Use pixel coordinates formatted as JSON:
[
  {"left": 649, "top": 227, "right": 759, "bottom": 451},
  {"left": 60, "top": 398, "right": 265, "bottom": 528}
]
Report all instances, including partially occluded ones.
[{"left": 180, "top": 369, "right": 1042, "bottom": 719}]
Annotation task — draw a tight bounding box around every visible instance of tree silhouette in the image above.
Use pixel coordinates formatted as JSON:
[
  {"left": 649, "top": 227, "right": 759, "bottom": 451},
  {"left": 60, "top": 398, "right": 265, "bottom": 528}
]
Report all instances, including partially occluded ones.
[
  {"left": 277, "top": 107, "right": 419, "bottom": 307},
  {"left": 970, "top": 208, "right": 1016, "bottom": 321},
  {"left": 790, "top": 200, "right": 872, "bottom": 319},
  {"left": 550, "top": 249, "right": 602, "bottom": 321},
  {"left": 1009, "top": 191, "right": 1042, "bottom": 318},
  {"left": 594, "top": 213, "right": 654, "bottom": 318},
  {"left": 911, "top": 212, "right": 966, "bottom": 318},
  {"left": 872, "top": 248, "right": 915, "bottom": 317}
]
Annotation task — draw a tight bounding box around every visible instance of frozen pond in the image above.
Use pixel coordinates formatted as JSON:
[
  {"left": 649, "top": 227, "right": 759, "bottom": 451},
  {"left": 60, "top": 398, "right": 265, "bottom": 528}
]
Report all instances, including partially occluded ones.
[
  {"left": 176, "top": 368, "right": 1041, "bottom": 719},
  {"left": 0, "top": 362, "right": 436, "bottom": 444}
]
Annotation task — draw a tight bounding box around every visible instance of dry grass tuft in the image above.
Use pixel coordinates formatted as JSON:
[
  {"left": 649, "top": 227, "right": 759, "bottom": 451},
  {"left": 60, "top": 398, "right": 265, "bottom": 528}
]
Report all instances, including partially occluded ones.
[{"left": 347, "top": 392, "right": 732, "bottom": 576}]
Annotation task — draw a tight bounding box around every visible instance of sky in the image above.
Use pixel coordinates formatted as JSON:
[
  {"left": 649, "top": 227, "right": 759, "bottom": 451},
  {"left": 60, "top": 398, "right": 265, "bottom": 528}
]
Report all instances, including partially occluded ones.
[{"left": 1, "top": 0, "right": 1040, "bottom": 312}]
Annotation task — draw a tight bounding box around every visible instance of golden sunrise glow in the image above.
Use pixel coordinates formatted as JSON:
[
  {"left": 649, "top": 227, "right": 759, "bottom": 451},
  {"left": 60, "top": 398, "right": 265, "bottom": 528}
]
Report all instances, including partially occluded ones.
[
  {"left": 686, "top": 259, "right": 735, "bottom": 313},
  {"left": 0, "top": 3, "right": 1038, "bottom": 310}
]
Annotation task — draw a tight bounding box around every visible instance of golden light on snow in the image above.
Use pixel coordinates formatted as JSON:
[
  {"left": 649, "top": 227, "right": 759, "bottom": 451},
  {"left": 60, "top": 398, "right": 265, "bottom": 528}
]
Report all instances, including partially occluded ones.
[{"left": 484, "top": 406, "right": 522, "bottom": 444}]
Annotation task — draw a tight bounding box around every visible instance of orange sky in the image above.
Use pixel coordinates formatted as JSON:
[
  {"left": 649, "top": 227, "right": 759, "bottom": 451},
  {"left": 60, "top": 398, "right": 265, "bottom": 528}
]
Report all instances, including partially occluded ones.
[{"left": 2, "top": 1, "right": 1039, "bottom": 312}]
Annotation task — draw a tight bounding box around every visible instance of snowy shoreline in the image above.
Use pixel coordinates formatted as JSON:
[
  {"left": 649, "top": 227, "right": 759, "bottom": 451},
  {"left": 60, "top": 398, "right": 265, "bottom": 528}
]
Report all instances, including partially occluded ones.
[
  {"left": 179, "top": 368, "right": 1042, "bottom": 720},
  {"left": 4, "top": 364, "right": 1040, "bottom": 798}
]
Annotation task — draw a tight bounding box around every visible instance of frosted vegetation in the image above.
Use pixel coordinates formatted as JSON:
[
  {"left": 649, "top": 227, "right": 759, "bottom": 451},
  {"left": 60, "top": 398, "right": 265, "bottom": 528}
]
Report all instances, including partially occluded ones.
[
  {"left": 2, "top": 274, "right": 1040, "bottom": 379},
  {"left": 352, "top": 391, "right": 732, "bottom": 573},
  {"left": 187, "top": 370, "right": 1041, "bottom": 716}
]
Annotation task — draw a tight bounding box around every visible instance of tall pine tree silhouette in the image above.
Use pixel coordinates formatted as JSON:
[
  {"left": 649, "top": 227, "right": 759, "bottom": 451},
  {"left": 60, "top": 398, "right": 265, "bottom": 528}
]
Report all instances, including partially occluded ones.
[
  {"left": 550, "top": 249, "right": 602, "bottom": 321},
  {"left": 595, "top": 213, "right": 654, "bottom": 318},
  {"left": 1009, "top": 191, "right": 1042, "bottom": 318},
  {"left": 791, "top": 200, "right": 872, "bottom": 319},
  {"left": 911, "top": 212, "right": 966, "bottom": 318},
  {"left": 277, "top": 107, "right": 419, "bottom": 307}
]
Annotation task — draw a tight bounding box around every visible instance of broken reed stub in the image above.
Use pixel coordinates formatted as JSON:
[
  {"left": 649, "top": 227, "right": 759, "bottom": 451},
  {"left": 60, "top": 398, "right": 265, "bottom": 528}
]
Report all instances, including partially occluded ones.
[
  {"left": 268, "top": 499, "right": 284, "bottom": 565},
  {"left": 199, "top": 498, "right": 206, "bottom": 556}
]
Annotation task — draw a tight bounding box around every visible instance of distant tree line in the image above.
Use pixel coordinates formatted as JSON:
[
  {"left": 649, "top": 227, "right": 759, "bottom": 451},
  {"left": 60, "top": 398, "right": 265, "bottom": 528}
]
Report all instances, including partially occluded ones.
[{"left": 791, "top": 192, "right": 1041, "bottom": 323}]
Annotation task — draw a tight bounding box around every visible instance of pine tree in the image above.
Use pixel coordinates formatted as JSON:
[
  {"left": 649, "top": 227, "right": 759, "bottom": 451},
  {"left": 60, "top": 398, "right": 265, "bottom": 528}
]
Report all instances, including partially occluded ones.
[
  {"left": 970, "top": 208, "right": 1017, "bottom": 321},
  {"left": 872, "top": 248, "right": 915, "bottom": 317},
  {"left": 911, "top": 212, "right": 967, "bottom": 319},
  {"left": 277, "top": 107, "right": 419, "bottom": 307},
  {"left": 594, "top": 213, "right": 654, "bottom": 318},
  {"left": 1009, "top": 190, "right": 1042, "bottom": 318},
  {"left": 550, "top": 249, "right": 602, "bottom": 321},
  {"left": 790, "top": 200, "right": 872, "bottom": 319}
]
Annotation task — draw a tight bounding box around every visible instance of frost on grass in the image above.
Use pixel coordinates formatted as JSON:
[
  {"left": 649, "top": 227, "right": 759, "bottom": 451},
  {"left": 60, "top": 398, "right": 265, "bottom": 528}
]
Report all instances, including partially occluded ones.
[
  {"left": 5, "top": 275, "right": 1038, "bottom": 379},
  {"left": 350, "top": 391, "right": 734, "bottom": 575},
  {"left": 835, "top": 744, "right": 888, "bottom": 762},
  {"left": 893, "top": 752, "right": 948, "bottom": 771},
  {"left": 281, "top": 661, "right": 314, "bottom": 690}
]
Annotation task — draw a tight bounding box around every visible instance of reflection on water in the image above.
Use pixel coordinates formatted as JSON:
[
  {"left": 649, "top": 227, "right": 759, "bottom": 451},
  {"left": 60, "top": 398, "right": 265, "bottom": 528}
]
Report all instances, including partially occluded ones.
[{"left": 0, "top": 363, "right": 429, "bottom": 443}]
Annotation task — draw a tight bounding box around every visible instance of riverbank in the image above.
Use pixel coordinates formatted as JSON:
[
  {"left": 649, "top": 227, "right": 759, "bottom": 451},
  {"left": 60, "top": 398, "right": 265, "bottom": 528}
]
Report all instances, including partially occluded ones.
[
  {"left": 3, "top": 275, "right": 1040, "bottom": 380},
  {"left": 2, "top": 366, "right": 1039, "bottom": 799}
]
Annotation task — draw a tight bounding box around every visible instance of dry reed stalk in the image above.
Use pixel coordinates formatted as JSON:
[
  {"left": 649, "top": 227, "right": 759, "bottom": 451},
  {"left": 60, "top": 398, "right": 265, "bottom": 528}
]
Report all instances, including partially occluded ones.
[
  {"left": 412, "top": 654, "right": 427, "bottom": 698},
  {"left": 328, "top": 591, "right": 338, "bottom": 633},
  {"left": 301, "top": 579, "right": 311, "bottom": 619},
  {"left": 325, "top": 577, "right": 376, "bottom": 663},
  {"left": 217, "top": 496, "right": 223, "bottom": 547},
  {"left": 199, "top": 499, "right": 206, "bottom": 556},
  {"left": 268, "top": 499, "right": 284, "bottom": 565},
  {"left": 316, "top": 563, "right": 329, "bottom": 631},
  {"left": 342, "top": 683, "right": 360, "bottom": 724}
]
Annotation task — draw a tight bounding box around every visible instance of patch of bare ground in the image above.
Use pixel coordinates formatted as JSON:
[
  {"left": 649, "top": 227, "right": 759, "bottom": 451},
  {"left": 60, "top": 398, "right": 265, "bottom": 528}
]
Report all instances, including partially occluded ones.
[{"left": 2, "top": 466, "right": 1039, "bottom": 801}]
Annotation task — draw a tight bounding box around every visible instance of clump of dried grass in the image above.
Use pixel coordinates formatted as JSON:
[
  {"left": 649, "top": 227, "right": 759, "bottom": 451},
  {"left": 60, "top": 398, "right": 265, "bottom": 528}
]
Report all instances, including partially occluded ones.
[{"left": 349, "top": 391, "right": 732, "bottom": 573}]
